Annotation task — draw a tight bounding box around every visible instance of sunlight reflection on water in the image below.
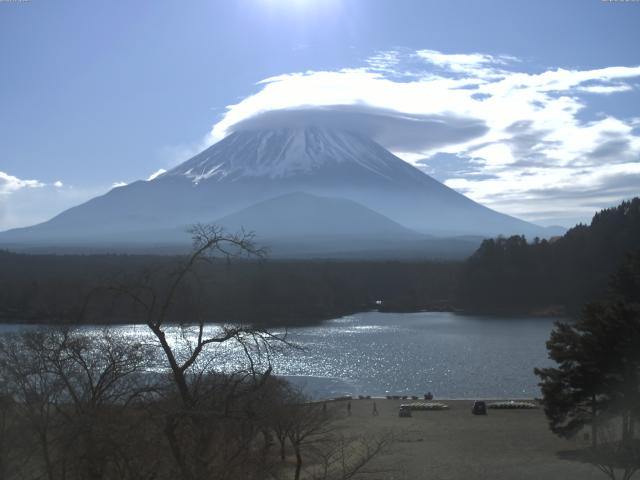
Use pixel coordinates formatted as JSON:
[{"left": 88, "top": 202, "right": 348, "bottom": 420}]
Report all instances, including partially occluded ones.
[
  {"left": 269, "top": 312, "right": 558, "bottom": 399},
  {"left": 0, "top": 312, "right": 559, "bottom": 400}
]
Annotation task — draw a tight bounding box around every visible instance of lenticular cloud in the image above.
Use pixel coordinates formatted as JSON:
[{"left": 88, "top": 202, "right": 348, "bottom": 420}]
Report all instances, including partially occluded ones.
[
  {"left": 207, "top": 49, "right": 640, "bottom": 224},
  {"left": 227, "top": 105, "right": 489, "bottom": 153}
]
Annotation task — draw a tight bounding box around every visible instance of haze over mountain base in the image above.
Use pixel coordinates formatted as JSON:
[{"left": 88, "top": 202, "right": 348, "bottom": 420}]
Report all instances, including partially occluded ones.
[{"left": 0, "top": 127, "right": 563, "bottom": 258}]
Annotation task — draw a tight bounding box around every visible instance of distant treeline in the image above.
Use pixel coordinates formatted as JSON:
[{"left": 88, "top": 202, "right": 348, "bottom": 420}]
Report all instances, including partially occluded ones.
[
  {"left": 0, "top": 253, "right": 460, "bottom": 326},
  {"left": 1, "top": 197, "right": 638, "bottom": 325},
  {"left": 457, "top": 197, "right": 640, "bottom": 315}
]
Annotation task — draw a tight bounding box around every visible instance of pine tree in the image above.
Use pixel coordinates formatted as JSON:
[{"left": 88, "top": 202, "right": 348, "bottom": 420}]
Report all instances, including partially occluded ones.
[
  {"left": 535, "top": 255, "right": 640, "bottom": 450},
  {"left": 535, "top": 318, "right": 610, "bottom": 448}
]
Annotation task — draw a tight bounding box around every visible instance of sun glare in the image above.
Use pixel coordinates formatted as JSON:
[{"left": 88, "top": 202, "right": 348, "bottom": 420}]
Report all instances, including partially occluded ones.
[{"left": 258, "top": 0, "right": 342, "bottom": 17}]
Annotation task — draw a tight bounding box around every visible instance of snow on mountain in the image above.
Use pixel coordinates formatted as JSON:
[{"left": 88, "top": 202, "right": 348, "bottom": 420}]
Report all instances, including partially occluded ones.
[
  {"left": 162, "top": 127, "right": 420, "bottom": 183},
  {"left": 0, "top": 126, "right": 560, "bottom": 255}
]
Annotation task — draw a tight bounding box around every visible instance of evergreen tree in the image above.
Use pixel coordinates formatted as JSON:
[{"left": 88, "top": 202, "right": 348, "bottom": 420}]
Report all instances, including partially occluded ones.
[
  {"left": 459, "top": 197, "right": 640, "bottom": 313},
  {"left": 611, "top": 250, "right": 640, "bottom": 305},
  {"left": 535, "top": 256, "right": 640, "bottom": 450},
  {"left": 534, "top": 317, "right": 610, "bottom": 448}
]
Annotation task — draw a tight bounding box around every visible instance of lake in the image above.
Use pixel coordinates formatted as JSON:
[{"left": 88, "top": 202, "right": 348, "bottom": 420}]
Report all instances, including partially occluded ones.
[{"left": 0, "top": 312, "right": 559, "bottom": 399}]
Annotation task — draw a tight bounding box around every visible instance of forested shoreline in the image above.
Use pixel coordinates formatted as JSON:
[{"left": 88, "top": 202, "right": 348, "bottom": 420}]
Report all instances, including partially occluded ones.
[
  {"left": 0, "top": 253, "right": 461, "bottom": 326},
  {"left": 457, "top": 198, "right": 640, "bottom": 315},
  {"left": 1, "top": 197, "right": 638, "bottom": 326}
]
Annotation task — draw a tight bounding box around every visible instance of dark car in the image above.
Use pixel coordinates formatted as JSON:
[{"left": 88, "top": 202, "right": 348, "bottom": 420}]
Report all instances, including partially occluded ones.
[
  {"left": 399, "top": 405, "right": 412, "bottom": 417},
  {"left": 472, "top": 401, "right": 487, "bottom": 415}
]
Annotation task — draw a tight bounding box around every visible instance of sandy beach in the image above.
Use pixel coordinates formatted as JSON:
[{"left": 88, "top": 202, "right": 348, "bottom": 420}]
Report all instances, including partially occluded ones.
[{"left": 321, "top": 398, "right": 604, "bottom": 480}]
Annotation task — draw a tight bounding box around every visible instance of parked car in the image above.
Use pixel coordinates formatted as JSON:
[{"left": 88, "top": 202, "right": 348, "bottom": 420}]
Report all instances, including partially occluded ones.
[
  {"left": 399, "top": 405, "right": 412, "bottom": 417},
  {"left": 472, "top": 401, "right": 487, "bottom": 415}
]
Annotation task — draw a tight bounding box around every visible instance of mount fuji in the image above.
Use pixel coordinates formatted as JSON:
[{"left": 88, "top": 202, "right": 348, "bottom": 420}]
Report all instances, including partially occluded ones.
[{"left": 0, "top": 127, "right": 561, "bottom": 257}]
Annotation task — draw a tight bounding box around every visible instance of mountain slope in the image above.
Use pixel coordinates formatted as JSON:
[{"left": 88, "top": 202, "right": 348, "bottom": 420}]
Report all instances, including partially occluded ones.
[
  {"left": 213, "top": 192, "right": 422, "bottom": 257},
  {"left": 0, "top": 126, "right": 556, "bottom": 252},
  {"left": 214, "top": 192, "right": 422, "bottom": 239},
  {"left": 159, "top": 127, "right": 546, "bottom": 237}
]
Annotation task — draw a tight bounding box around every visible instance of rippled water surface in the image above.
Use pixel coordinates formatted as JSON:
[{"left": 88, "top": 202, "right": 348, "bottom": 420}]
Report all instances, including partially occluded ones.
[
  {"left": 0, "top": 312, "right": 558, "bottom": 399},
  {"left": 272, "top": 312, "right": 558, "bottom": 399}
]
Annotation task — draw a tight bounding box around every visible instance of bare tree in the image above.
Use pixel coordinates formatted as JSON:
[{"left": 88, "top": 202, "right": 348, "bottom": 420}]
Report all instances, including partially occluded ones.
[
  {"left": 0, "top": 225, "right": 293, "bottom": 480},
  {"left": 263, "top": 390, "right": 394, "bottom": 480},
  {"left": 0, "top": 328, "right": 155, "bottom": 480},
  {"left": 0, "top": 379, "right": 18, "bottom": 480},
  {"left": 287, "top": 400, "right": 335, "bottom": 480},
  {"left": 110, "top": 225, "right": 276, "bottom": 403},
  {"left": 0, "top": 330, "right": 67, "bottom": 480},
  {"left": 308, "top": 433, "right": 394, "bottom": 480},
  {"left": 586, "top": 420, "right": 640, "bottom": 480},
  {"left": 108, "top": 224, "right": 290, "bottom": 480}
]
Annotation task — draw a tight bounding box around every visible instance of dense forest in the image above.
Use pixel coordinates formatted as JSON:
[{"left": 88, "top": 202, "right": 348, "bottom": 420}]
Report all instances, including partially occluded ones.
[
  {"left": 0, "top": 253, "right": 459, "bottom": 326},
  {"left": 1, "top": 197, "right": 638, "bottom": 325},
  {"left": 457, "top": 197, "right": 640, "bottom": 315}
]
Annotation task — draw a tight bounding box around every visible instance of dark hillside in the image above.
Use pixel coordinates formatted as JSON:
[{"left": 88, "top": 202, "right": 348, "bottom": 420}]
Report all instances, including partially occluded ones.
[{"left": 457, "top": 197, "right": 640, "bottom": 314}]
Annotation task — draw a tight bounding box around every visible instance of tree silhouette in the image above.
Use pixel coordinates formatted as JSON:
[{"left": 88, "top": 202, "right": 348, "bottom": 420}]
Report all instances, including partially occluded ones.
[
  {"left": 535, "top": 315, "right": 610, "bottom": 448},
  {"left": 536, "top": 255, "right": 640, "bottom": 478},
  {"left": 459, "top": 197, "right": 640, "bottom": 314}
]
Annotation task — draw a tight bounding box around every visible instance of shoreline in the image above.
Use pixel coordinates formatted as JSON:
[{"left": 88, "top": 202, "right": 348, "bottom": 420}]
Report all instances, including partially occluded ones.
[
  {"left": 322, "top": 398, "right": 604, "bottom": 479},
  {"left": 321, "top": 396, "right": 539, "bottom": 401},
  {"left": 0, "top": 306, "right": 568, "bottom": 327}
]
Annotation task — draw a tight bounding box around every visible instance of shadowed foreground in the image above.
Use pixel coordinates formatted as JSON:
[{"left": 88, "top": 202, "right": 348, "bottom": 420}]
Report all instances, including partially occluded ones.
[{"left": 307, "top": 399, "right": 604, "bottom": 480}]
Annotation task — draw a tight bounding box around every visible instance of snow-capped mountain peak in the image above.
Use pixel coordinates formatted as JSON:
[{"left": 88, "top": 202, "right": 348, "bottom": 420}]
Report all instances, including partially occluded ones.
[
  {"left": 0, "top": 124, "right": 555, "bottom": 251},
  {"left": 163, "top": 127, "right": 411, "bottom": 183}
]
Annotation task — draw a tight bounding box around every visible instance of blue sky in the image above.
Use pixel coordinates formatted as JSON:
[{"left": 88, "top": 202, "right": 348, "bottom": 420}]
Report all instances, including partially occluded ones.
[{"left": 1, "top": 0, "right": 639, "bottom": 230}]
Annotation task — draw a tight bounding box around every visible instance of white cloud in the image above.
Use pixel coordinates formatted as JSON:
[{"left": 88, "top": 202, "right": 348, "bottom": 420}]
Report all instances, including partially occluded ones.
[
  {"left": 0, "top": 171, "right": 45, "bottom": 195},
  {"left": 365, "top": 50, "right": 402, "bottom": 72},
  {"left": 0, "top": 172, "right": 111, "bottom": 231},
  {"left": 578, "top": 84, "right": 633, "bottom": 94},
  {"left": 147, "top": 168, "right": 167, "bottom": 181},
  {"left": 415, "top": 49, "right": 516, "bottom": 78},
  {"left": 227, "top": 105, "right": 488, "bottom": 153},
  {"left": 208, "top": 49, "right": 640, "bottom": 226}
]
